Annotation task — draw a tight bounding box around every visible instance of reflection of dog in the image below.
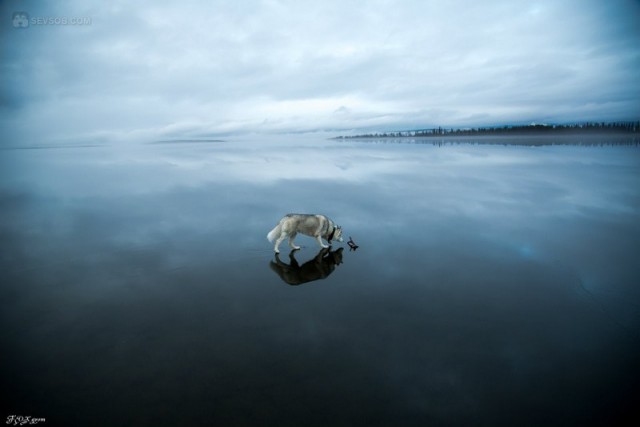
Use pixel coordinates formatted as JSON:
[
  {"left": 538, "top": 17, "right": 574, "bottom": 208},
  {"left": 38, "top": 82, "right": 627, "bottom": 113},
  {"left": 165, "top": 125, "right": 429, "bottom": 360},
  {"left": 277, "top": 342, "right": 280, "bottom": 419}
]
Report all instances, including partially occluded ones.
[
  {"left": 270, "top": 247, "right": 344, "bottom": 286},
  {"left": 267, "top": 214, "right": 343, "bottom": 254}
]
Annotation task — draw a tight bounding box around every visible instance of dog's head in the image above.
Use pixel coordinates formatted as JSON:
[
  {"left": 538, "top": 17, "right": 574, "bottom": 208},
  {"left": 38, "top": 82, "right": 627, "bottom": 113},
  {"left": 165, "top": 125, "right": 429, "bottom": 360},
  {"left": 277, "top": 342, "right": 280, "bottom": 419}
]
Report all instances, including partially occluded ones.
[{"left": 329, "top": 225, "right": 343, "bottom": 243}]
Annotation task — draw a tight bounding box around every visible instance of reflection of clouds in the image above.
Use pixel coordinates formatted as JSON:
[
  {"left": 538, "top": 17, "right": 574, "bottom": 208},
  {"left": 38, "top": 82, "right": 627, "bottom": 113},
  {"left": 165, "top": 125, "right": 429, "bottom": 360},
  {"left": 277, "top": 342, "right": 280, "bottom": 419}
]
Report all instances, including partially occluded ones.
[
  {"left": 5, "top": 140, "right": 638, "bottom": 234},
  {"left": 7, "top": 140, "right": 638, "bottom": 227}
]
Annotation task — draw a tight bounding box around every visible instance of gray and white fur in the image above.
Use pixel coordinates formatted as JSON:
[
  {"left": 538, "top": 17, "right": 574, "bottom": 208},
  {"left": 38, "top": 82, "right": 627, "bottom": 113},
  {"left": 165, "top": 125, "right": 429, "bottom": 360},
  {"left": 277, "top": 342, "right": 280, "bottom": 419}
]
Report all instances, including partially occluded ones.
[{"left": 267, "top": 214, "right": 344, "bottom": 253}]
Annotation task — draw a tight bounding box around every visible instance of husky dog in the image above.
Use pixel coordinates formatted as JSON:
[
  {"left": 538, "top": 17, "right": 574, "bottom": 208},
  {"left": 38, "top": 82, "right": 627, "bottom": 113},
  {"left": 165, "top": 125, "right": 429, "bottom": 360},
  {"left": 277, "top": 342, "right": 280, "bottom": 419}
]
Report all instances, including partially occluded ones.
[{"left": 267, "top": 214, "right": 343, "bottom": 253}]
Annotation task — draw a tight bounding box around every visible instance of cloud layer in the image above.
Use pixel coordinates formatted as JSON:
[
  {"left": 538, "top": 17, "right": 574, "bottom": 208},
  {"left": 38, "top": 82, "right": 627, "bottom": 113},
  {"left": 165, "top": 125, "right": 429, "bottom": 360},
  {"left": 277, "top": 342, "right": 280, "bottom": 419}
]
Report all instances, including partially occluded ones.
[{"left": 1, "top": 0, "right": 639, "bottom": 142}]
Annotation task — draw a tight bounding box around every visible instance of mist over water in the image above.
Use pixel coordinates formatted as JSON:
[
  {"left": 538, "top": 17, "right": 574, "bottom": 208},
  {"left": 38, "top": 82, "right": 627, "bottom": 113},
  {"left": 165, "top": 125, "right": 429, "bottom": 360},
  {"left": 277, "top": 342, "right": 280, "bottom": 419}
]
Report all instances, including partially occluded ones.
[{"left": 1, "top": 136, "right": 639, "bottom": 426}]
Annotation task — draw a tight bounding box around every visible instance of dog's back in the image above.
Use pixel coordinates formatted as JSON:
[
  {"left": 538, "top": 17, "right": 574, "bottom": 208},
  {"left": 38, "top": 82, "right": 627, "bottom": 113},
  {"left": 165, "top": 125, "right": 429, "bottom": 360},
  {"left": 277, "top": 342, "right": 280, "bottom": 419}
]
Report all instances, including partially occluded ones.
[
  {"left": 268, "top": 213, "right": 342, "bottom": 253},
  {"left": 285, "top": 214, "right": 323, "bottom": 236},
  {"left": 268, "top": 214, "right": 324, "bottom": 240}
]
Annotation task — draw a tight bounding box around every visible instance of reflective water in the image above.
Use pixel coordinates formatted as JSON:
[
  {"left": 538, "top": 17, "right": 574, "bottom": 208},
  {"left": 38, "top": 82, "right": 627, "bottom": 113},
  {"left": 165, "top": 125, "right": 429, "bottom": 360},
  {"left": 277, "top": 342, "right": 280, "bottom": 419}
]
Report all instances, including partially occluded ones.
[{"left": 1, "top": 137, "right": 639, "bottom": 426}]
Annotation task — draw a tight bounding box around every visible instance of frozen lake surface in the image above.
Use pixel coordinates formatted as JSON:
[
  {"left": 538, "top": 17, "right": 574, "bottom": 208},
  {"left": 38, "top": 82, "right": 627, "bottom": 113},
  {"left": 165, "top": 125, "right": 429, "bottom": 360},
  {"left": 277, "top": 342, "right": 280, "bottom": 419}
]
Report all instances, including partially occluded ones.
[{"left": 2, "top": 136, "right": 639, "bottom": 426}]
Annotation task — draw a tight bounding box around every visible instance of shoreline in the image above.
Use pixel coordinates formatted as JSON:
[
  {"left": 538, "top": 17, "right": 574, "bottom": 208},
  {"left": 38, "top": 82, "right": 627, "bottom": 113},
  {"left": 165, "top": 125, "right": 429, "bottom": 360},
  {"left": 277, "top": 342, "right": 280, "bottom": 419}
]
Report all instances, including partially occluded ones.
[{"left": 333, "top": 133, "right": 640, "bottom": 146}]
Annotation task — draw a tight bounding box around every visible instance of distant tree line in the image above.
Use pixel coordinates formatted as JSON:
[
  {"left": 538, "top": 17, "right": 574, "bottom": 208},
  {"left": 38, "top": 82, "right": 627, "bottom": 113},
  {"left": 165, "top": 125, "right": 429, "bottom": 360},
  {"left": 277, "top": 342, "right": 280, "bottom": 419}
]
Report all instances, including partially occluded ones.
[{"left": 335, "top": 121, "right": 640, "bottom": 139}]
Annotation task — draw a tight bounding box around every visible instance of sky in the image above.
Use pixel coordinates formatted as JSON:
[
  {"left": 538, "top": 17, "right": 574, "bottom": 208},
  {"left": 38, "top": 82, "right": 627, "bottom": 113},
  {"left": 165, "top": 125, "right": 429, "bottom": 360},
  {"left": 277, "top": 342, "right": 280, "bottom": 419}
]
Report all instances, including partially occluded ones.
[{"left": 1, "top": 0, "right": 639, "bottom": 143}]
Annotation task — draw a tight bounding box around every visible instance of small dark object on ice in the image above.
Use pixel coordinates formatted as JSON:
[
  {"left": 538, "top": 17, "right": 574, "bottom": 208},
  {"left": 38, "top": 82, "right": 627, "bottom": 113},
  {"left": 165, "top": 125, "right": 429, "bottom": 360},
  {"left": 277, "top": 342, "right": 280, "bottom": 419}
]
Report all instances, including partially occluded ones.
[{"left": 347, "top": 236, "right": 359, "bottom": 251}]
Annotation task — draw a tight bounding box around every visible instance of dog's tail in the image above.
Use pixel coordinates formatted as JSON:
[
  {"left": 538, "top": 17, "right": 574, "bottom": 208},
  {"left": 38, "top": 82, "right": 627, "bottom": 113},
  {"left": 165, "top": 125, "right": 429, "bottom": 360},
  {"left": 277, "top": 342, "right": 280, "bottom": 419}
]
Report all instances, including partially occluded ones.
[{"left": 267, "top": 223, "right": 282, "bottom": 242}]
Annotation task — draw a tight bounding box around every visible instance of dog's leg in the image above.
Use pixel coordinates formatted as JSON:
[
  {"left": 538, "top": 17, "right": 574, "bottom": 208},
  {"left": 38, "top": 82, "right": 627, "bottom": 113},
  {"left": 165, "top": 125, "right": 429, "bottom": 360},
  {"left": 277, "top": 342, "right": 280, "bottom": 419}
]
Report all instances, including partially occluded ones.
[
  {"left": 273, "top": 252, "right": 287, "bottom": 266},
  {"left": 315, "top": 235, "right": 329, "bottom": 249},
  {"left": 288, "top": 232, "right": 301, "bottom": 250},
  {"left": 288, "top": 250, "right": 300, "bottom": 268},
  {"left": 274, "top": 233, "right": 287, "bottom": 254}
]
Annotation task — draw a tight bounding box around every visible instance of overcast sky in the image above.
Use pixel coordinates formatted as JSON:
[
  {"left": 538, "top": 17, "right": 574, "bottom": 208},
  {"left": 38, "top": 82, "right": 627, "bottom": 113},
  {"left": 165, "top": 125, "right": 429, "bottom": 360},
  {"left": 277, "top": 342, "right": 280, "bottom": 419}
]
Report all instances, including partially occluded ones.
[{"left": 1, "top": 0, "right": 639, "bottom": 143}]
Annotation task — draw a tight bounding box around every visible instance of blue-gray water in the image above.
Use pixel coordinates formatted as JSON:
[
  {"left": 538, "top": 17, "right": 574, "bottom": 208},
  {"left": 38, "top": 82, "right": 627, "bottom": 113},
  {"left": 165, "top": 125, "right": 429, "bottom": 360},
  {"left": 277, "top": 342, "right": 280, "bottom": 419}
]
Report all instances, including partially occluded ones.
[{"left": 1, "top": 137, "right": 639, "bottom": 426}]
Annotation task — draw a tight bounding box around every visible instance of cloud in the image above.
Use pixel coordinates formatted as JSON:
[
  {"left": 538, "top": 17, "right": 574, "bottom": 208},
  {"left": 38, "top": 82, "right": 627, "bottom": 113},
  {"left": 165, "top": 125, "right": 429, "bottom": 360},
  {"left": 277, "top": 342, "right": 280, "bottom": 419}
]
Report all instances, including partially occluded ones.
[{"left": 1, "top": 0, "right": 639, "bottom": 143}]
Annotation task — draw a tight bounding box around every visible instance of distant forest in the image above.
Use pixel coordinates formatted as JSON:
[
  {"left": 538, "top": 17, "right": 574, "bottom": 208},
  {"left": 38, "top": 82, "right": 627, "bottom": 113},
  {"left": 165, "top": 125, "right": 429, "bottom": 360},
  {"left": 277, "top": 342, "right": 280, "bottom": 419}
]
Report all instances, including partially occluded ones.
[{"left": 335, "top": 121, "right": 640, "bottom": 139}]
